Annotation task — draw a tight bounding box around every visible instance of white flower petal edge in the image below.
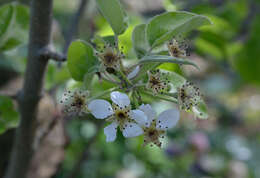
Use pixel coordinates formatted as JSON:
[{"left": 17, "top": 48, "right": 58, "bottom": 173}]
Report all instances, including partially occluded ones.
[
  {"left": 127, "top": 66, "right": 140, "bottom": 79},
  {"left": 130, "top": 109, "right": 148, "bottom": 127},
  {"left": 156, "top": 108, "right": 180, "bottom": 130},
  {"left": 88, "top": 99, "right": 113, "bottom": 119},
  {"left": 122, "top": 122, "right": 144, "bottom": 138},
  {"left": 104, "top": 122, "right": 118, "bottom": 142},
  {"left": 139, "top": 104, "right": 156, "bottom": 124},
  {"left": 110, "top": 91, "right": 130, "bottom": 107}
]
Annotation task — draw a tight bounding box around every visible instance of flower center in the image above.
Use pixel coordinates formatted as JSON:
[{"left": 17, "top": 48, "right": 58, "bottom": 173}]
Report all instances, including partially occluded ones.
[
  {"left": 104, "top": 52, "right": 116, "bottom": 64},
  {"left": 116, "top": 111, "right": 127, "bottom": 119},
  {"left": 72, "top": 97, "right": 84, "bottom": 108},
  {"left": 150, "top": 77, "right": 160, "bottom": 86}
]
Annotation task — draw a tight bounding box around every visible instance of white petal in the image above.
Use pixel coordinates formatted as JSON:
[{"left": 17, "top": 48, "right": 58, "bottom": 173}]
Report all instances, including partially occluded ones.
[
  {"left": 156, "top": 108, "right": 180, "bottom": 130},
  {"left": 110, "top": 91, "right": 130, "bottom": 107},
  {"left": 139, "top": 104, "right": 156, "bottom": 124},
  {"left": 130, "top": 109, "right": 148, "bottom": 127},
  {"left": 104, "top": 122, "right": 118, "bottom": 142},
  {"left": 127, "top": 66, "right": 140, "bottom": 79},
  {"left": 88, "top": 99, "right": 113, "bottom": 119},
  {"left": 122, "top": 122, "right": 144, "bottom": 138}
]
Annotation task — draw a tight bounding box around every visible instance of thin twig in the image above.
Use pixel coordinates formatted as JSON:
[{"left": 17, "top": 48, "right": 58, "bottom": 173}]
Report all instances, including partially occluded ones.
[
  {"left": 63, "top": 0, "right": 88, "bottom": 54},
  {"left": 39, "top": 47, "right": 66, "bottom": 62}
]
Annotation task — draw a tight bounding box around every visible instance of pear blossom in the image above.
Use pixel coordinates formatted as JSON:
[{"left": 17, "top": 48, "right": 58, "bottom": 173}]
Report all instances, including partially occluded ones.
[
  {"left": 146, "top": 69, "right": 170, "bottom": 94},
  {"left": 167, "top": 38, "right": 189, "bottom": 58},
  {"left": 88, "top": 91, "right": 147, "bottom": 142},
  {"left": 177, "top": 81, "right": 202, "bottom": 112},
  {"left": 136, "top": 104, "right": 180, "bottom": 147},
  {"left": 60, "top": 89, "right": 89, "bottom": 116},
  {"left": 95, "top": 43, "right": 125, "bottom": 73}
]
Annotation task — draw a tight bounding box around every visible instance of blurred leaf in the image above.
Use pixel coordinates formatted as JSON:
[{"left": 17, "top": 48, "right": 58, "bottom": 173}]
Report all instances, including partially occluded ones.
[
  {"left": 146, "top": 11, "right": 212, "bottom": 49},
  {"left": 67, "top": 40, "right": 98, "bottom": 81},
  {"left": 139, "top": 55, "right": 199, "bottom": 69},
  {"left": 96, "top": 0, "right": 128, "bottom": 35},
  {"left": 234, "top": 15, "right": 260, "bottom": 85},
  {"left": 0, "top": 3, "right": 13, "bottom": 37},
  {"left": 132, "top": 24, "right": 149, "bottom": 58},
  {"left": 0, "top": 96, "right": 19, "bottom": 134},
  {"left": 195, "top": 31, "right": 227, "bottom": 60},
  {"left": 0, "top": 3, "right": 29, "bottom": 52}
]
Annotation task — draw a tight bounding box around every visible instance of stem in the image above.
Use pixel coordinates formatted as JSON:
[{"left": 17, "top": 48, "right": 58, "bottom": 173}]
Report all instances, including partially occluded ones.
[
  {"left": 142, "top": 90, "right": 178, "bottom": 103},
  {"left": 4, "top": 0, "right": 53, "bottom": 178},
  {"left": 118, "top": 70, "right": 132, "bottom": 86},
  {"left": 88, "top": 87, "right": 119, "bottom": 101}
]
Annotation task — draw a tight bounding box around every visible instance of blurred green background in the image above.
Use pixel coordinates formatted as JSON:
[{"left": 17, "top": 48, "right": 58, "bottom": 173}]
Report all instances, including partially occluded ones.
[{"left": 0, "top": 0, "right": 260, "bottom": 178}]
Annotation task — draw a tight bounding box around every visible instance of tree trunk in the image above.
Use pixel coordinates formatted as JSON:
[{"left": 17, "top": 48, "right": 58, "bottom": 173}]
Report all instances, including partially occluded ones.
[{"left": 4, "top": 0, "right": 53, "bottom": 178}]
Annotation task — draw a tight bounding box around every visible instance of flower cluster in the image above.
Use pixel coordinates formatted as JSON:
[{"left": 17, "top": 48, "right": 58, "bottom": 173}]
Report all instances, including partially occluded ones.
[
  {"left": 60, "top": 90, "right": 180, "bottom": 147},
  {"left": 61, "top": 36, "right": 208, "bottom": 147}
]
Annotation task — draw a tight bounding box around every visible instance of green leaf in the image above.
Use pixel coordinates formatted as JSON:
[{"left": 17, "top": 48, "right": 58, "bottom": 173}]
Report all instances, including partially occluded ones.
[
  {"left": 161, "top": 69, "right": 186, "bottom": 91},
  {"left": 83, "top": 65, "right": 99, "bottom": 89},
  {"left": 192, "top": 101, "right": 209, "bottom": 119},
  {"left": 146, "top": 11, "right": 212, "bottom": 49},
  {"left": 132, "top": 24, "right": 149, "bottom": 58},
  {"left": 0, "top": 3, "right": 29, "bottom": 51},
  {"left": 0, "top": 96, "right": 19, "bottom": 135},
  {"left": 96, "top": 0, "right": 128, "bottom": 35},
  {"left": 0, "top": 3, "right": 13, "bottom": 37},
  {"left": 67, "top": 40, "right": 98, "bottom": 81},
  {"left": 139, "top": 55, "right": 199, "bottom": 69}
]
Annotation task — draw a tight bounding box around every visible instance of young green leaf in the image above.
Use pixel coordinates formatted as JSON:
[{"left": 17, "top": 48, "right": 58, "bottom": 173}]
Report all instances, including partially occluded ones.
[
  {"left": 139, "top": 55, "right": 199, "bottom": 69},
  {"left": 146, "top": 11, "right": 212, "bottom": 49},
  {"left": 132, "top": 24, "right": 149, "bottom": 58},
  {"left": 96, "top": 0, "right": 128, "bottom": 35},
  {"left": 67, "top": 40, "right": 98, "bottom": 81},
  {"left": 0, "top": 3, "right": 29, "bottom": 51},
  {"left": 0, "top": 96, "right": 19, "bottom": 135}
]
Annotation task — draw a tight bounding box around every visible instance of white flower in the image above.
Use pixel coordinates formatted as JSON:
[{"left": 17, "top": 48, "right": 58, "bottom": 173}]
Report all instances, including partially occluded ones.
[
  {"left": 177, "top": 81, "right": 202, "bottom": 111},
  {"left": 146, "top": 69, "right": 170, "bottom": 94},
  {"left": 88, "top": 91, "right": 146, "bottom": 142},
  {"left": 136, "top": 104, "right": 180, "bottom": 147},
  {"left": 60, "top": 89, "right": 89, "bottom": 116}
]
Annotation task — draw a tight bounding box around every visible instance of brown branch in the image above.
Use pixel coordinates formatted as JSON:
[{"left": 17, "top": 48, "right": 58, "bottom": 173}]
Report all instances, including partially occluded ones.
[
  {"left": 39, "top": 47, "right": 66, "bottom": 62},
  {"left": 4, "top": 0, "right": 54, "bottom": 178}
]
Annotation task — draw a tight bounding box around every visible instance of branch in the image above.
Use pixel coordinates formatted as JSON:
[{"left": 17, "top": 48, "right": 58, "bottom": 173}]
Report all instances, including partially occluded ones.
[
  {"left": 63, "top": 0, "right": 88, "bottom": 53},
  {"left": 4, "top": 0, "right": 54, "bottom": 178},
  {"left": 39, "top": 47, "right": 66, "bottom": 62}
]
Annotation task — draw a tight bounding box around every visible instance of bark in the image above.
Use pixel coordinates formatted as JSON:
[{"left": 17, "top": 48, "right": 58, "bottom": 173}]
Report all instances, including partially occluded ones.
[{"left": 4, "top": 0, "right": 54, "bottom": 178}]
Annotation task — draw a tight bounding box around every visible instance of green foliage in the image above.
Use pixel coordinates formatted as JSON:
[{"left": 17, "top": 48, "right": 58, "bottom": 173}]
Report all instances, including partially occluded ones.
[
  {"left": 0, "top": 96, "right": 19, "bottom": 134},
  {"left": 139, "top": 55, "right": 199, "bottom": 69},
  {"left": 0, "top": 2, "right": 29, "bottom": 52},
  {"left": 234, "top": 15, "right": 260, "bottom": 85},
  {"left": 96, "top": 0, "right": 128, "bottom": 35},
  {"left": 67, "top": 40, "right": 99, "bottom": 81},
  {"left": 146, "top": 11, "right": 212, "bottom": 49},
  {"left": 132, "top": 24, "right": 149, "bottom": 58}
]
